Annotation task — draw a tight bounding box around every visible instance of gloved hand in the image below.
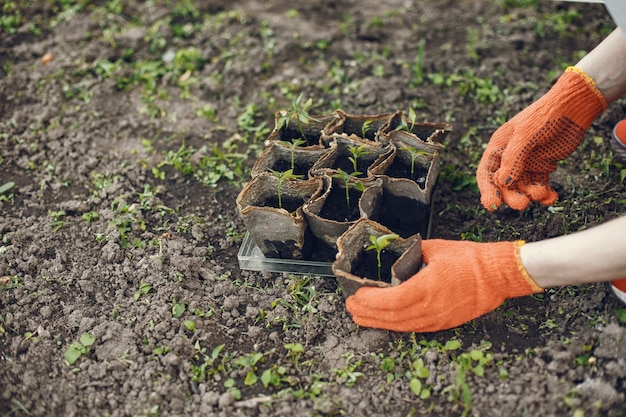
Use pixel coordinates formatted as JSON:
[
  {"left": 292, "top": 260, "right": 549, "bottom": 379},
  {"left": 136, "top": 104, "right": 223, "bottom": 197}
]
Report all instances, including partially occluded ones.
[
  {"left": 345, "top": 239, "right": 543, "bottom": 332},
  {"left": 477, "top": 67, "right": 607, "bottom": 211}
]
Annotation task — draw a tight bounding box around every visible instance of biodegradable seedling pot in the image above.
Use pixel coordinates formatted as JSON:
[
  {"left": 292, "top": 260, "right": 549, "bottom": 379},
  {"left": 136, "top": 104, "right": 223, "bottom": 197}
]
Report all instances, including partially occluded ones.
[
  {"left": 250, "top": 140, "right": 331, "bottom": 178},
  {"left": 370, "top": 130, "right": 443, "bottom": 199},
  {"left": 270, "top": 111, "right": 339, "bottom": 147},
  {"left": 323, "top": 110, "right": 399, "bottom": 142},
  {"left": 360, "top": 175, "right": 431, "bottom": 239},
  {"left": 236, "top": 173, "right": 324, "bottom": 259},
  {"left": 302, "top": 175, "right": 381, "bottom": 260},
  {"left": 377, "top": 111, "right": 453, "bottom": 146},
  {"left": 332, "top": 218, "right": 422, "bottom": 298},
  {"left": 310, "top": 135, "right": 393, "bottom": 179}
]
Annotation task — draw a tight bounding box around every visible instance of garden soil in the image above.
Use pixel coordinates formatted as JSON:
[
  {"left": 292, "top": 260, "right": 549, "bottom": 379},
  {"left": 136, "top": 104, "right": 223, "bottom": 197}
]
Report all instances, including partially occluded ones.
[{"left": 1, "top": 1, "right": 626, "bottom": 416}]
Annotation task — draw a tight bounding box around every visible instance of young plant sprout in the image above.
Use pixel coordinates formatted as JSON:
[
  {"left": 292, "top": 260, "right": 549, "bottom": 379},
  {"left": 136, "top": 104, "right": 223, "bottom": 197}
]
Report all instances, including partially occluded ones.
[
  {"left": 366, "top": 233, "right": 400, "bottom": 280},
  {"left": 361, "top": 119, "right": 373, "bottom": 139},
  {"left": 276, "top": 93, "right": 319, "bottom": 141},
  {"left": 269, "top": 169, "right": 303, "bottom": 210},
  {"left": 280, "top": 138, "right": 307, "bottom": 170},
  {"left": 331, "top": 168, "right": 365, "bottom": 209},
  {"left": 400, "top": 146, "right": 431, "bottom": 176},
  {"left": 395, "top": 107, "right": 417, "bottom": 133},
  {"left": 348, "top": 144, "right": 370, "bottom": 174}
]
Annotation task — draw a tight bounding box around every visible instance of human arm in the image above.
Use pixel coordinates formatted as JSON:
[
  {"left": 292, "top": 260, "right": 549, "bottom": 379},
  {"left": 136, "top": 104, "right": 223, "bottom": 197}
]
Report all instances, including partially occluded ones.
[
  {"left": 576, "top": 28, "right": 626, "bottom": 103},
  {"left": 345, "top": 216, "right": 626, "bottom": 333},
  {"left": 522, "top": 215, "right": 626, "bottom": 287},
  {"left": 477, "top": 28, "right": 626, "bottom": 211}
]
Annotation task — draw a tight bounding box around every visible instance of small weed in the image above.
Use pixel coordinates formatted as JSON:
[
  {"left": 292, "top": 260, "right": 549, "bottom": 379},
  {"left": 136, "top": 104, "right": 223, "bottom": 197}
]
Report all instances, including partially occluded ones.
[
  {"left": 333, "top": 353, "right": 364, "bottom": 387},
  {"left": 134, "top": 283, "right": 153, "bottom": 301},
  {"left": 49, "top": 210, "right": 66, "bottom": 232},
  {"left": 65, "top": 333, "right": 96, "bottom": 366}
]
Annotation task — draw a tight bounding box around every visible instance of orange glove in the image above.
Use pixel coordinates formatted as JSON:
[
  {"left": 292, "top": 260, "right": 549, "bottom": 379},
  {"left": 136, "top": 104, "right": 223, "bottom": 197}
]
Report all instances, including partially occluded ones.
[
  {"left": 345, "top": 239, "right": 543, "bottom": 332},
  {"left": 477, "top": 67, "right": 607, "bottom": 211}
]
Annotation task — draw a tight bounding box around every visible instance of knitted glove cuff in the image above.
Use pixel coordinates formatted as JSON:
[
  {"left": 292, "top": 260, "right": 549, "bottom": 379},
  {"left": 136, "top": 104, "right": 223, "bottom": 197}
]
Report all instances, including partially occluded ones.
[
  {"left": 565, "top": 66, "right": 608, "bottom": 112},
  {"left": 513, "top": 240, "right": 544, "bottom": 293}
]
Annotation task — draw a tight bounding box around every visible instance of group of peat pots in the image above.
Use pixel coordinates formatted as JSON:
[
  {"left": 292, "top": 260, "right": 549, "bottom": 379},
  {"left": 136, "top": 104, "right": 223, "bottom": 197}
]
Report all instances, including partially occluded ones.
[{"left": 236, "top": 109, "right": 452, "bottom": 296}]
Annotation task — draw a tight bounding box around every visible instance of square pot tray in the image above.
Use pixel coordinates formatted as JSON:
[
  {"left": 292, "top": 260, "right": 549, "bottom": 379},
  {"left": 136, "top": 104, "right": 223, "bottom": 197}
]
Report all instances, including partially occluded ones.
[{"left": 237, "top": 192, "right": 435, "bottom": 277}]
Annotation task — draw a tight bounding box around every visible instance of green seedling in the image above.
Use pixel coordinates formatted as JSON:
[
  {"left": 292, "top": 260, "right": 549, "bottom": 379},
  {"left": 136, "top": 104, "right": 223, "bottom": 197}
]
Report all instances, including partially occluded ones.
[
  {"left": 280, "top": 138, "right": 307, "bottom": 170},
  {"left": 361, "top": 120, "right": 373, "bottom": 139},
  {"left": 234, "top": 351, "right": 265, "bottom": 386},
  {"left": 134, "top": 283, "right": 153, "bottom": 301},
  {"left": 400, "top": 146, "right": 431, "bottom": 176},
  {"left": 49, "top": 210, "right": 66, "bottom": 232},
  {"left": 171, "top": 300, "right": 187, "bottom": 318},
  {"left": 331, "top": 168, "right": 365, "bottom": 209},
  {"left": 333, "top": 353, "right": 364, "bottom": 387},
  {"left": 347, "top": 144, "right": 370, "bottom": 174},
  {"left": 276, "top": 93, "right": 319, "bottom": 141},
  {"left": 190, "top": 342, "right": 226, "bottom": 382},
  {"left": 395, "top": 108, "right": 417, "bottom": 133},
  {"left": 269, "top": 168, "right": 303, "bottom": 209},
  {"left": 365, "top": 233, "right": 399, "bottom": 280},
  {"left": 408, "top": 358, "right": 431, "bottom": 400},
  {"left": 65, "top": 333, "right": 96, "bottom": 366}
]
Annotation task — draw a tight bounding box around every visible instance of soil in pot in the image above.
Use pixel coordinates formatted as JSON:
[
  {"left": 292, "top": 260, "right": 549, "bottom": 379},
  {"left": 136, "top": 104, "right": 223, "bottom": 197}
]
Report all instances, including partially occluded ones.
[
  {"left": 251, "top": 142, "right": 329, "bottom": 178},
  {"left": 318, "top": 186, "right": 362, "bottom": 222},
  {"left": 313, "top": 136, "right": 390, "bottom": 179},
  {"left": 350, "top": 247, "right": 399, "bottom": 283},
  {"left": 376, "top": 193, "right": 430, "bottom": 239}
]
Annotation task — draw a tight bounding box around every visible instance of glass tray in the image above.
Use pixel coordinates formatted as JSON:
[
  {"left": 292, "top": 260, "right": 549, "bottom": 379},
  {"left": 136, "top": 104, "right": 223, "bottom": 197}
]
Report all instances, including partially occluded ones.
[{"left": 237, "top": 233, "right": 335, "bottom": 276}]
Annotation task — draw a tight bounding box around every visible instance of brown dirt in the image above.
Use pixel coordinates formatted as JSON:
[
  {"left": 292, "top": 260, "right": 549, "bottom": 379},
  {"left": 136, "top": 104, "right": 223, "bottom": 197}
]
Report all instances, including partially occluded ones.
[{"left": 1, "top": 1, "right": 625, "bottom": 416}]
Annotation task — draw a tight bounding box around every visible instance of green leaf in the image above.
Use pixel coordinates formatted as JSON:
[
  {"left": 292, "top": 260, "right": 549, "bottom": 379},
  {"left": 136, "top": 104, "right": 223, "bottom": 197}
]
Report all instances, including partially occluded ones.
[
  {"left": 420, "top": 388, "right": 431, "bottom": 400},
  {"left": 0, "top": 182, "right": 15, "bottom": 194},
  {"left": 444, "top": 339, "right": 462, "bottom": 351},
  {"left": 472, "top": 365, "right": 485, "bottom": 377},
  {"left": 409, "top": 378, "right": 422, "bottom": 396},
  {"left": 64, "top": 346, "right": 82, "bottom": 365},
  {"left": 172, "top": 303, "right": 186, "bottom": 318},
  {"left": 244, "top": 370, "right": 258, "bottom": 386},
  {"left": 616, "top": 308, "right": 626, "bottom": 324},
  {"left": 184, "top": 320, "right": 196, "bottom": 331},
  {"left": 261, "top": 369, "right": 272, "bottom": 388},
  {"left": 80, "top": 333, "right": 96, "bottom": 347}
]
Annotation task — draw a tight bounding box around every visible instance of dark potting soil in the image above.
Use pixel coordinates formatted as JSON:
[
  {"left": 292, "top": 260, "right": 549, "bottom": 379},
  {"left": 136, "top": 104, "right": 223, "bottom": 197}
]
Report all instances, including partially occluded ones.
[
  {"left": 319, "top": 187, "right": 362, "bottom": 222},
  {"left": 351, "top": 247, "right": 398, "bottom": 283},
  {"left": 261, "top": 194, "right": 306, "bottom": 213},
  {"left": 384, "top": 157, "right": 429, "bottom": 185},
  {"left": 269, "top": 157, "right": 312, "bottom": 177},
  {"left": 376, "top": 194, "right": 430, "bottom": 238}
]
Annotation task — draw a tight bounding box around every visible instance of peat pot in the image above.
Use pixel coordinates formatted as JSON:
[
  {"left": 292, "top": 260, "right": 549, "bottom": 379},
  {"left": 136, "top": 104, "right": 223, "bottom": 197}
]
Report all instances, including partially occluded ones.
[
  {"left": 332, "top": 218, "right": 422, "bottom": 297},
  {"left": 236, "top": 173, "right": 324, "bottom": 259}
]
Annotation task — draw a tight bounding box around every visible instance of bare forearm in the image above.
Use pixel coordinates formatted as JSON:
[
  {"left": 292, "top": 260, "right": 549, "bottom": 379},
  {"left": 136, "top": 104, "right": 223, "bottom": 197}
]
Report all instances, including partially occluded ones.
[
  {"left": 576, "top": 29, "right": 626, "bottom": 103},
  {"left": 520, "top": 215, "right": 626, "bottom": 288}
]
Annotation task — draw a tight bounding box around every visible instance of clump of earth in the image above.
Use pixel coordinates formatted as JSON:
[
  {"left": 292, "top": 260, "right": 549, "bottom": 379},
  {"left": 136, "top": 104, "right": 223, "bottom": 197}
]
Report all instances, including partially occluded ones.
[{"left": 1, "top": 1, "right": 625, "bottom": 416}]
